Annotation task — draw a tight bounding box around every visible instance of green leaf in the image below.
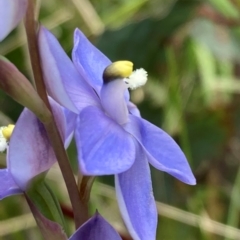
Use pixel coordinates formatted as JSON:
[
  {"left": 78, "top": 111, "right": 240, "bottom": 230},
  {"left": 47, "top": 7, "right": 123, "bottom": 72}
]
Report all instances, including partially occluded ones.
[
  {"left": 26, "top": 179, "right": 67, "bottom": 233},
  {"left": 26, "top": 196, "right": 68, "bottom": 240},
  {"left": 102, "top": 0, "right": 148, "bottom": 28},
  {"left": 193, "top": 41, "right": 216, "bottom": 105},
  {"left": 208, "top": 0, "right": 239, "bottom": 19}
]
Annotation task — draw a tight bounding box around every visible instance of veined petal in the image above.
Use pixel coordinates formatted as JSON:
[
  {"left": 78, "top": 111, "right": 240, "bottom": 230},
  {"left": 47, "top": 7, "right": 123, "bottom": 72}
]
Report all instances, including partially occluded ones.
[
  {"left": 126, "top": 115, "right": 196, "bottom": 185},
  {"left": 100, "top": 79, "right": 128, "bottom": 125},
  {"left": 0, "top": 169, "right": 22, "bottom": 200},
  {"left": 63, "top": 108, "right": 77, "bottom": 148},
  {"left": 8, "top": 100, "right": 65, "bottom": 190},
  {"left": 38, "top": 27, "right": 99, "bottom": 113},
  {"left": 69, "top": 213, "right": 121, "bottom": 240},
  {"left": 72, "top": 28, "right": 111, "bottom": 94},
  {"left": 0, "top": 0, "right": 27, "bottom": 41},
  {"left": 115, "top": 142, "right": 157, "bottom": 240},
  {"left": 50, "top": 98, "right": 66, "bottom": 142},
  {"left": 75, "top": 106, "right": 135, "bottom": 175}
]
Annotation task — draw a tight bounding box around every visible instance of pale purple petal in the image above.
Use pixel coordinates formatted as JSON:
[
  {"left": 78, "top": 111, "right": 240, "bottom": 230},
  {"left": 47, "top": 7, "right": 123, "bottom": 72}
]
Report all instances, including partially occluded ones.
[
  {"left": 75, "top": 106, "right": 135, "bottom": 175},
  {"left": 72, "top": 29, "right": 111, "bottom": 94},
  {"left": 100, "top": 80, "right": 128, "bottom": 125},
  {"left": 0, "top": 0, "right": 27, "bottom": 41},
  {"left": 128, "top": 101, "right": 141, "bottom": 117},
  {"left": 0, "top": 169, "right": 22, "bottom": 200},
  {"left": 125, "top": 115, "right": 196, "bottom": 185},
  {"left": 63, "top": 108, "right": 77, "bottom": 148},
  {"left": 115, "top": 142, "right": 157, "bottom": 240},
  {"left": 9, "top": 100, "right": 65, "bottom": 190},
  {"left": 50, "top": 98, "right": 66, "bottom": 142},
  {"left": 72, "top": 28, "right": 130, "bottom": 102},
  {"left": 69, "top": 213, "right": 121, "bottom": 240},
  {"left": 8, "top": 108, "right": 55, "bottom": 190},
  {"left": 38, "top": 26, "right": 99, "bottom": 113}
]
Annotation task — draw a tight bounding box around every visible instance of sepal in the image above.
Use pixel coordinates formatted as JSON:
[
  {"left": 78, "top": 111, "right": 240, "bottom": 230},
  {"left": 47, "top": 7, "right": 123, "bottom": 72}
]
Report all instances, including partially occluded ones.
[{"left": 69, "top": 212, "right": 122, "bottom": 240}]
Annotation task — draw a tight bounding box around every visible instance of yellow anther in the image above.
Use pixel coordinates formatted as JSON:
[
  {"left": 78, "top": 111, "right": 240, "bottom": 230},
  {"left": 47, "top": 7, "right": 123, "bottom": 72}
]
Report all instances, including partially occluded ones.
[
  {"left": 2, "top": 124, "right": 15, "bottom": 141},
  {"left": 103, "top": 61, "right": 133, "bottom": 83},
  {"left": 110, "top": 61, "right": 133, "bottom": 78}
]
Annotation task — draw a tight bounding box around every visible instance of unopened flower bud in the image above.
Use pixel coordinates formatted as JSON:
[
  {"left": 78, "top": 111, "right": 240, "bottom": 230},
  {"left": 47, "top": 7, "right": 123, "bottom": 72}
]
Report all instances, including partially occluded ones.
[{"left": 0, "top": 56, "right": 51, "bottom": 123}]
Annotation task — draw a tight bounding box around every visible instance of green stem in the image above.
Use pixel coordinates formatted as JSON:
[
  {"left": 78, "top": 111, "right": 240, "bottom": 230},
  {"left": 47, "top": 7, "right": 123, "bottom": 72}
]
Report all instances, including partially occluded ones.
[{"left": 24, "top": 0, "right": 88, "bottom": 228}]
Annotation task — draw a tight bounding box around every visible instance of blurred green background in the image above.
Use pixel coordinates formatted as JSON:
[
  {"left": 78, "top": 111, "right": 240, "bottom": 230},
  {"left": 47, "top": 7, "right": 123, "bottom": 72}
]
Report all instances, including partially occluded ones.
[{"left": 2, "top": 0, "right": 240, "bottom": 239}]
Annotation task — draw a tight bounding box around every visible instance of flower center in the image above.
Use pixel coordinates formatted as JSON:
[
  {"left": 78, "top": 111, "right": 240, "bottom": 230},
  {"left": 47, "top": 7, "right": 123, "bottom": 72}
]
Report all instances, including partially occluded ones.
[
  {"left": 0, "top": 124, "right": 15, "bottom": 152},
  {"left": 101, "top": 61, "right": 148, "bottom": 125},
  {"left": 103, "top": 61, "right": 148, "bottom": 89},
  {"left": 125, "top": 68, "right": 148, "bottom": 90},
  {"left": 103, "top": 61, "right": 133, "bottom": 83}
]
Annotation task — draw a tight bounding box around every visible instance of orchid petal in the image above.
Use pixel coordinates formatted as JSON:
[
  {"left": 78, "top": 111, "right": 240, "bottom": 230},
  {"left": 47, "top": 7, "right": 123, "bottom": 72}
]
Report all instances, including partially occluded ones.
[
  {"left": 72, "top": 28, "right": 111, "bottom": 94},
  {"left": 63, "top": 108, "right": 77, "bottom": 148},
  {"left": 126, "top": 115, "right": 196, "bottom": 185},
  {"left": 72, "top": 28, "right": 130, "bottom": 101},
  {"left": 100, "top": 79, "right": 128, "bottom": 125},
  {"left": 38, "top": 27, "right": 99, "bottom": 113},
  {"left": 69, "top": 213, "right": 121, "bottom": 240},
  {"left": 75, "top": 106, "right": 135, "bottom": 175},
  {"left": 0, "top": 169, "right": 22, "bottom": 199},
  {"left": 9, "top": 100, "right": 65, "bottom": 190},
  {"left": 128, "top": 101, "right": 141, "bottom": 117},
  {"left": 0, "top": 0, "right": 27, "bottom": 41},
  {"left": 115, "top": 142, "right": 157, "bottom": 240}
]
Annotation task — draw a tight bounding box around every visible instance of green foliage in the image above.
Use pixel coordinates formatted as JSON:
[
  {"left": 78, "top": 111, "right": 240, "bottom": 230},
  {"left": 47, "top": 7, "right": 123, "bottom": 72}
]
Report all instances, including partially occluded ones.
[{"left": 26, "top": 180, "right": 67, "bottom": 233}]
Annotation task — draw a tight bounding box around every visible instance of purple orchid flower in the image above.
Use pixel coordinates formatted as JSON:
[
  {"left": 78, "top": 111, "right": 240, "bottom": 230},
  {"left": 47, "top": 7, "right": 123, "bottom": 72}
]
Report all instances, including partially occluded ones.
[
  {"left": 0, "top": 99, "right": 68, "bottom": 199},
  {"left": 69, "top": 212, "right": 121, "bottom": 240},
  {"left": 0, "top": 0, "right": 28, "bottom": 41},
  {"left": 38, "top": 27, "right": 196, "bottom": 240}
]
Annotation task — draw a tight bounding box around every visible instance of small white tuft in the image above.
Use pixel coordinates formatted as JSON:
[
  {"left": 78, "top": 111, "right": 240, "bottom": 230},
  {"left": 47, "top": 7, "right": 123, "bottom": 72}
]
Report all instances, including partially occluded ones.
[
  {"left": 0, "top": 127, "right": 8, "bottom": 153},
  {"left": 125, "top": 68, "right": 148, "bottom": 90}
]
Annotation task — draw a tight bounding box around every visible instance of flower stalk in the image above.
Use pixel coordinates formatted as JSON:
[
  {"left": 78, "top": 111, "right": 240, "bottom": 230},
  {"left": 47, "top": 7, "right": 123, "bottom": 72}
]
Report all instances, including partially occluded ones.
[
  {"left": 78, "top": 175, "right": 95, "bottom": 207},
  {"left": 24, "top": 0, "right": 88, "bottom": 228}
]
